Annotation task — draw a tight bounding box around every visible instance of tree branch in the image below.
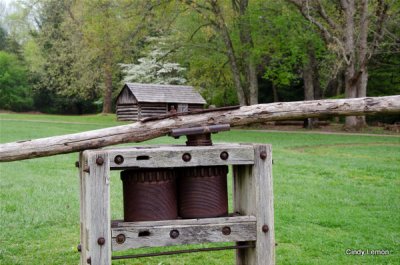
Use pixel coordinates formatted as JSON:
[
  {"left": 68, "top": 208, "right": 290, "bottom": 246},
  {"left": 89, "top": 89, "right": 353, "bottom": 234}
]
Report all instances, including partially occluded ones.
[
  {"left": 286, "top": 0, "right": 349, "bottom": 64},
  {"left": 189, "top": 23, "right": 214, "bottom": 40},
  {"left": 316, "top": 0, "right": 339, "bottom": 31},
  {"left": 181, "top": 0, "right": 212, "bottom": 15},
  {"left": 369, "top": 0, "right": 389, "bottom": 59}
]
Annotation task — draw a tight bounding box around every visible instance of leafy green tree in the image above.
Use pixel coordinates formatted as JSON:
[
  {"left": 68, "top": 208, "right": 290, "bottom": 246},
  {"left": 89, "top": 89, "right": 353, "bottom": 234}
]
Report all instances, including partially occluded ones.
[
  {"left": 178, "top": 0, "right": 259, "bottom": 105},
  {"left": 79, "top": 0, "right": 160, "bottom": 113},
  {"left": 173, "top": 0, "right": 330, "bottom": 107},
  {"left": 0, "top": 51, "right": 33, "bottom": 111},
  {"left": 167, "top": 5, "right": 239, "bottom": 106},
  {"left": 0, "top": 26, "right": 7, "bottom": 50}
]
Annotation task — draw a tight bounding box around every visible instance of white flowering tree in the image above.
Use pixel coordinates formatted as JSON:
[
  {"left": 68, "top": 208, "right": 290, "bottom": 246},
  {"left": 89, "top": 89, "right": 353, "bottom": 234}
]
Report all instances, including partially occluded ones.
[{"left": 120, "top": 47, "right": 187, "bottom": 85}]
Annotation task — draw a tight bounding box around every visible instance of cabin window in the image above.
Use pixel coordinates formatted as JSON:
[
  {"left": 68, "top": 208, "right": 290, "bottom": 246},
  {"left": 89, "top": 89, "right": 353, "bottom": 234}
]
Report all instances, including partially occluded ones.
[{"left": 167, "top": 103, "right": 177, "bottom": 113}]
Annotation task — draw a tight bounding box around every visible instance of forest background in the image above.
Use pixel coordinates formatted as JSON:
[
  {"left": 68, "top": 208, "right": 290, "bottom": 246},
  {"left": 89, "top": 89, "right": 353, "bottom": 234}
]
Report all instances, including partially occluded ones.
[{"left": 0, "top": 0, "right": 399, "bottom": 129}]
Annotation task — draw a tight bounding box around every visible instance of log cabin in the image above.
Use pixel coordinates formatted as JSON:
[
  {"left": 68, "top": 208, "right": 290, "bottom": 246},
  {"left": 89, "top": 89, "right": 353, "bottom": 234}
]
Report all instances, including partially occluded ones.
[{"left": 116, "top": 83, "right": 206, "bottom": 121}]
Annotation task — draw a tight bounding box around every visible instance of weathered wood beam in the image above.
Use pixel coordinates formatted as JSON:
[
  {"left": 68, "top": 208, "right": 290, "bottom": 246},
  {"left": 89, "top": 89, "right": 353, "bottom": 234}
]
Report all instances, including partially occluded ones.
[
  {"left": 1, "top": 96, "right": 399, "bottom": 162},
  {"left": 111, "top": 215, "right": 257, "bottom": 251}
]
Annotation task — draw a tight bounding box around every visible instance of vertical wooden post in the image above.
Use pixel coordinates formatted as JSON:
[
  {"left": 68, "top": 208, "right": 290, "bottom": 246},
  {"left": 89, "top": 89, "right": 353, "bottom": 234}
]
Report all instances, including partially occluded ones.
[
  {"left": 80, "top": 151, "right": 111, "bottom": 265},
  {"left": 79, "top": 152, "right": 88, "bottom": 264},
  {"left": 234, "top": 144, "right": 275, "bottom": 265}
]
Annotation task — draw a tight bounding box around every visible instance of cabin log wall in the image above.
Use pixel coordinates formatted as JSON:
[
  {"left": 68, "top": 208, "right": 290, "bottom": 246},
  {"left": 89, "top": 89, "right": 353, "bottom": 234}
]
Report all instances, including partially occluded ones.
[
  {"left": 117, "top": 104, "right": 139, "bottom": 121},
  {"left": 139, "top": 102, "right": 168, "bottom": 119}
]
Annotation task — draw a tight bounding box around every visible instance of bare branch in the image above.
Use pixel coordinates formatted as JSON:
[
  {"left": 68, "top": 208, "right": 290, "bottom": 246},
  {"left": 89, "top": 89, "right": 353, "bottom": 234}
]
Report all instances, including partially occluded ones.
[
  {"left": 316, "top": 0, "right": 339, "bottom": 31},
  {"left": 189, "top": 23, "right": 214, "bottom": 40},
  {"left": 286, "top": 0, "right": 349, "bottom": 64},
  {"left": 124, "top": 2, "right": 163, "bottom": 41},
  {"left": 369, "top": 0, "right": 389, "bottom": 58},
  {"left": 181, "top": 0, "right": 212, "bottom": 14},
  {"left": 156, "top": 44, "right": 182, "bottom": 62}
]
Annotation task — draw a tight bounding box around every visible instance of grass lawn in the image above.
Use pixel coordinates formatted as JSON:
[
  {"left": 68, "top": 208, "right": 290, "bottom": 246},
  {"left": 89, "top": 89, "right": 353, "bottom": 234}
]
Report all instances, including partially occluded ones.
[{"left": 0, "top": 113, "right": 399, "bottom": 265}]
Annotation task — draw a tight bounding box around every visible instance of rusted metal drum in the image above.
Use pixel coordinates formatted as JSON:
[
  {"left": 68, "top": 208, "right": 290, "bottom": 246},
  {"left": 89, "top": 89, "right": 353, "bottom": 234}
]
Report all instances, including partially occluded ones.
[
  {"left": 178, "top": 166, "right": 228, "bottom": 218},
  {"left": 186, "top": 133, "right": 212, "bottom": 146},
  {"left": 121, "top": 168, "right": 177, "bottom": 222}
]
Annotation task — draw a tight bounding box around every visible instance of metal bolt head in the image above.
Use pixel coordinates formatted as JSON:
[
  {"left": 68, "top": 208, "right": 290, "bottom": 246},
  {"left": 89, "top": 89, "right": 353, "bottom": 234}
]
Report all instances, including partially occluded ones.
[
  {"left": 114, "top": 155, "right": 124, "bottom": 165},
  {"left": 97, "top": 237, "right": 105, "bottom": 245},
  {"left": 96, "top": 157, "right": 104, "bottom": 165},
  {"left": 77, "top": 244, "right": 82, "bottom": 252},
  {"left": 260, "top": 151, "right": 267, "bottom": 160},
  {"left": 262, "top": 225, "right": 269, "bottom": 233},
  {"left": 222, "top": 226, "right": 231, "bottom": 235},
  {"left": 116, "top": 234, "right": 126, "bottom": 244},
  {"left": 220, "top": 151, "right": 229, "bottom": 160},
  {"left": 170, "top": 229, "right": 180, "bottom": 239},
  {"left": 182, "top": 153, "right": 191, "bottom": 162},
  {"left": 75, "top": 161, "right": 80, "bottom": 168}
]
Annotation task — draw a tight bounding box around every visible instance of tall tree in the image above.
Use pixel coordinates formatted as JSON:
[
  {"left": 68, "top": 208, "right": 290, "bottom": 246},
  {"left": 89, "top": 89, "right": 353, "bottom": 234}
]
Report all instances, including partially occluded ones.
[
  {"left": 0, "top": 51, "right": 33, "bottom": 111},
  {"left": 286, "top": 0, "right": 391, "bottom": 129},
  {"left": 32, "top": 0, "right": 99, "bottom": 101},
  {"left": 80, "top": 0, "right": 126, "bottom": 113},
  {"left": 255, "top": 1, "right": 328, "bottom": 101},
  {"left": 181, "top": 0, "right": 258, "bottom": 105},
  {"left": 79, "top": 0, "right": 161, "bottom": 113}
]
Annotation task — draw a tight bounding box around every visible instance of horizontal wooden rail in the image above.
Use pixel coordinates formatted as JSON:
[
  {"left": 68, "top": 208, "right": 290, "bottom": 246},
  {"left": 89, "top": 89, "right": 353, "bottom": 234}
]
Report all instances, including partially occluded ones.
[
  {"left": 1, "top": 95, "right": 399, "bottom": 162},
  {"left": 94, "top": 144, "right": 255, "bottom": 169},
  {"left": 111, "top": 216, "right": 257, "bottom": 251}
]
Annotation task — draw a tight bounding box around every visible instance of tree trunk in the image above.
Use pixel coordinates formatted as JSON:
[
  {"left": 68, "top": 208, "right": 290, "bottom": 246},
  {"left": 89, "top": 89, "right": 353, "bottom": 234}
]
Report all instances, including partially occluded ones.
[
  {"left": 272, "top": 83, "right": 279, "bottom": 102},
  {"left": 303, "top": 58, "right": 314, "bottom": 128},
  {"left": 303, "top": 51, "right": 314, "bottom": 102},
  {"left": 210, "top": 1, "right": 247, "bottom": 106},
  {"left": 303, "top": 46, "right": 314, "bottom": 100},
  {"left": 237, "top": 0, "right": 258, "bottom": 105},
  {"left": 344, "top": 68, "right": 358, "bottom": 129},
  {"left": 343, "top": 0, "right": 357, "bottom": 129},
  {"left": 303, "top": 43, "right": 319, "bottom": 129},
  {"left": 102, "top": 65, "right": 113, "bottom": 113},
  {"left": 1, "top": 96, "right": 399, "bottom": 162},
  {"left": 102, "top": 48, "right": 114, "bottom": 114},
  {"left": 355, "top": 0, "right": 369, "bottom": 128},
  {"left": 247, "top": 63, "right": 258, "bottom": 105},
  {"left": 356, "top": 69, "right": 368, "bottom": 127},
  {"left": 333, "top": 72, "right": 344, "bottom": 123}
]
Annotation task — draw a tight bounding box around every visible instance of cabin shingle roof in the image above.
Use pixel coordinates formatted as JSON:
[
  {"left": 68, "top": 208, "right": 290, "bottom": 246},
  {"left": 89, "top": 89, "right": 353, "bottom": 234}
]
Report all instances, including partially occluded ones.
[{"left": 125, "top": 83, "right": 206, "bottom": 104}]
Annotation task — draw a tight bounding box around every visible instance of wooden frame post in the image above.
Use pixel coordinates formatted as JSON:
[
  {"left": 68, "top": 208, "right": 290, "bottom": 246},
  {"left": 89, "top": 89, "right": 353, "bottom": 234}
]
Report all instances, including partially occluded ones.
[
  {"left": 234, "top": 144, "right": 275, "bottom": 265},
  {"left": 80, "top": 151, "right": 111, "bottom": 265}
]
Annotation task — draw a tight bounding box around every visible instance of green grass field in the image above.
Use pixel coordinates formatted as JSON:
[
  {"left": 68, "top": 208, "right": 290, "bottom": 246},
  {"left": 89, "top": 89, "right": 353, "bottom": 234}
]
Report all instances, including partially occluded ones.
[{"left": 0, "top": 113, "right": 399, "bottom": 265}]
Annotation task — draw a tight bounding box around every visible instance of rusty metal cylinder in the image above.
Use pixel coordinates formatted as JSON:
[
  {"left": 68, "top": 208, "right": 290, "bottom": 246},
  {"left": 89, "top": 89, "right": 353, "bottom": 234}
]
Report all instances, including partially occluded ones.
[
  {"left": 178, "top": 166, "right": 228, "bottom": 218},
  {"left": 121, "top": 168, "right": 177, "bottom": 222},
  {"left": 186, "top": 133, "right": 212, "bottom": 146}
]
